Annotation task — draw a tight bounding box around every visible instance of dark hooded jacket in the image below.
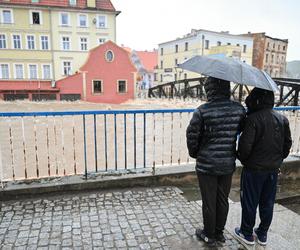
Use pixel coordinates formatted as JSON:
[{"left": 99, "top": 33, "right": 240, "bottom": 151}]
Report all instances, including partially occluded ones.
[
  {"left": 186, "top": 77, "right": 246, "bottom": 175},
  {"left": 237, "top": 88, "right": 292, "bottom": 171}
]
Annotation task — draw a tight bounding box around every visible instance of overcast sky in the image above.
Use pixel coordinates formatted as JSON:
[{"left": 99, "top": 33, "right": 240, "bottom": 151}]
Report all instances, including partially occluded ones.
[{"left": 112, "top": 0, "right": 300, "bottom": 61}]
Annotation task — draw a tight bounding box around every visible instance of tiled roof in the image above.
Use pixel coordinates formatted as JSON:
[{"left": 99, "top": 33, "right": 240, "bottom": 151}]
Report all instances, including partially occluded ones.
[
  {"left": 0, "top": 0, "right": 116, "bottom": 11},
  {"left": 136, "top": 51, "right": 158, "bottom": 72}
]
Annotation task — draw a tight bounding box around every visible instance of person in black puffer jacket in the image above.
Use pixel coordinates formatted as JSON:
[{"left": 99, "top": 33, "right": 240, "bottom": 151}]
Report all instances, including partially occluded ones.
[
  {"left": 234, "top": 88, "right": 292, "bottom": 246},
  {"left": 186, "top": 77, "right": 245, "bottom": 245}
]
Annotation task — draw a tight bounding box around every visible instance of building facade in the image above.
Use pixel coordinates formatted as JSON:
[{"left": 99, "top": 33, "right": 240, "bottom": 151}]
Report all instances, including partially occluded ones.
[
  {"left": 246, "top": 32, "right": 288, "bottom": 77},
  {"left": 56, "top": 41, "right": 137, "bottom": 103},
  {"left": 131, "top": 50, "right": 157, "bottom": 94},
  {"left": 155, "top": 29, "right": 253, "bottom": 84},
  {"left": 0, "top": 0, "right": 118, "bottom": 100}
]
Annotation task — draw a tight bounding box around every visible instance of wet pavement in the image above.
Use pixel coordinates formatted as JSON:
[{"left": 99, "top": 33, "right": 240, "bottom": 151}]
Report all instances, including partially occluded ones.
[{"left": 0, "top": 187, "right": 243, "bottom": 250}]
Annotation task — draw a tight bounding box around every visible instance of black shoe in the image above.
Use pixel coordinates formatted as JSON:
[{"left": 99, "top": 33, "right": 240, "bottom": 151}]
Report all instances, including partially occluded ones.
[
  {"left": 195, "top": 228, "right": 216, "bottom": 246},
  {"left": 215, "top": 233, "right": 226, "bottom": 243}
]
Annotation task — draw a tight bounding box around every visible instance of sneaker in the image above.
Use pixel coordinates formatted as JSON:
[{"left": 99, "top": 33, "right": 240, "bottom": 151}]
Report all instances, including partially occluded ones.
[
  {"left": 215, "top": 233, "right": 226, "bottom": 243},
  {"left": 234, "top": 227, "right": 255, "bottom": 245},
  {"left": 254, "top": 228, "right": 267, "bottom": 246},
  {"left": 195, "top": 228, "right": 216, "bottom": 245}
]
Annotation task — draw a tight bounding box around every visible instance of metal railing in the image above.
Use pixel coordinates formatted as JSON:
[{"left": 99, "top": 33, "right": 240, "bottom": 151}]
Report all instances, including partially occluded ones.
[{"left": 0, "top": 107, "right": 299, "bottom": 184}]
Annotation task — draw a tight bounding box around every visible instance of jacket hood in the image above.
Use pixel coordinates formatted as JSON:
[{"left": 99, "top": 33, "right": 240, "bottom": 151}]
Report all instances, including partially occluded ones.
[
  {"left": 204, "top": 77, "right": 230, "bottom": 101},
  {"left": 245, "top": 87, "right": 274, "bottom": 114}
]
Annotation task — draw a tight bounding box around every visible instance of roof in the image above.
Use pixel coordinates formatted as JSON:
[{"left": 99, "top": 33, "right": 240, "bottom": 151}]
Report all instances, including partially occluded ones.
[
  {"left": 0, "top": 0, "right": 117, "bottom": 12},
  {"left": 159, "top": 28, "right": 253, "bottom": 46},
  {"left": 135, "top": 51, "right": 158, "bottom": 72},
  {"left": 243, "top": 32, "right": 288, "bottom": 43}
]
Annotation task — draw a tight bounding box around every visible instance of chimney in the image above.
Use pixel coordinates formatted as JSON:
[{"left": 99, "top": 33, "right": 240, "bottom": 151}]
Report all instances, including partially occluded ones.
[{"left": 87, "top": 0, "right": 96, "bottom": 8}]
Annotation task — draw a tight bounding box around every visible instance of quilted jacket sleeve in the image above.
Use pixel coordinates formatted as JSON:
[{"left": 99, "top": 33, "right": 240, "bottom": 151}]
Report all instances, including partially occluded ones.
[
  {"left": 283, "top": 116, "right": 292, "bottom": 159},
  {"left": 186, "top": 108, "right": 203, "bottom": 159}
]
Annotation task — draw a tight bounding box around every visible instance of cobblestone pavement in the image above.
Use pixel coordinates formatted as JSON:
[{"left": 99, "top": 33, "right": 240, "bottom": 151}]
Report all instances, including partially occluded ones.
[{"left": 0, "top": 187, "right": 244, "bottom": 250}]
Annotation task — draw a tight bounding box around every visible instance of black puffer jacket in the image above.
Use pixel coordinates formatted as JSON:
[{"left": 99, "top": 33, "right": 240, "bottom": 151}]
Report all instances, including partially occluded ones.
[
  {"left": 186, "top": 77, "right": 246, "bottom": 175},
  {"left": 238, "top": 88, "right": 292, "bottom": 171}
]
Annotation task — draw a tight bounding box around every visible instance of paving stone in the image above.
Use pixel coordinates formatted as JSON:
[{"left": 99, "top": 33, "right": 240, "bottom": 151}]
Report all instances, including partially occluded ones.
[{"left": 0, "top": 187, "right": 244, "bottom": 249}]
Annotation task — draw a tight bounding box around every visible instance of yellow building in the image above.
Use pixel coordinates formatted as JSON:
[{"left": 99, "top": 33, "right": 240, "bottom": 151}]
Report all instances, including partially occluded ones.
[
  {"left": 0, "top": 0, "right": 119, "bottom": 84},
  {"left": 155, "top": 29, "right": 253, "bottom": 85}
]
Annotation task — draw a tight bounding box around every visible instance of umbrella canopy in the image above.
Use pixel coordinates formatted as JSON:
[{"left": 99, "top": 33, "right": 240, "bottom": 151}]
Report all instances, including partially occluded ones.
[{"left": 178, "top": 55, "right": 279, "bottom": 92}]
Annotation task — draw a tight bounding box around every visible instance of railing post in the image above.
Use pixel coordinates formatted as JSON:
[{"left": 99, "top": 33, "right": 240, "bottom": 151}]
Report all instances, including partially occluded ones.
[
  {"left": 0, "top": 141, "right": 3, "bottom": 188},
  {"left": 83, "top": 114, "right": 88, "bottom": 179}
]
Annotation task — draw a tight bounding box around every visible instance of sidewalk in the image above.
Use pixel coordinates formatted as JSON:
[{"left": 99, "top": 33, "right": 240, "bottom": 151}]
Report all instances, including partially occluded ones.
[{"left": 0, "top": 187, "right": 244, "bottom": 250}]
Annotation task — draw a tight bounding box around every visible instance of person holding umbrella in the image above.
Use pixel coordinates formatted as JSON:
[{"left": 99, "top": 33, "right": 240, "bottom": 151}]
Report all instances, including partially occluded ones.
[
  {"left": 179, "top": 55, "right": 282, "bottom": 243},
  {"left": 186, "top": 76, "right": 246, "bottom": 245},
  {"left": 234, "top": 88, "right": 292, "bottom": 246}
]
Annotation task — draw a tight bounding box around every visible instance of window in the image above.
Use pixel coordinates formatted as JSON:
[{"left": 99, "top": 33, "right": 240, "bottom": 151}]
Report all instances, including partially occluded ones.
[
  {"left": 40, "top": 35, "right": 49, "bottom": 50},
  {"left": 160, "top": 74, "right": 163, "bottom": 82},
  {"left": 243, "top": 45, "right": 247, "bottom": 53},
  {"left": 12, "top": 34, "right": 21, "bottom": 49},
  {"left": 80, "top": 37, "right": 88, "bottom": 51},
  {"left": 62, "top": 36, "right": 70, "bottom": 50},
  {"left": 63, "top": 61, "right": 71, "bottom": 75},
  {"left": 60, "top": 13, "right": 70, "bottom": 26},
  {"left": 27, "top": 35, "right": 35, "bottom": 49},
  {"left": 273, "top": 43, "right": 275, "bottom": 49},
  {"left": 154, "top": 73, "right": 157, "bottom": 81},
  {"left": 185, "top": 42, "right": 188, "bottom": 51},
  {"left": 175, "top": 59, "right": 178, "bottom": 66},
  {"left": 31, "top": 11, "right": 41, "bottom": 25},
  {"left": 236, "top": 44, "right": 240, "bottom": 47},
  {"left": 227, "top": 42, "right": 231, "bottom": 45},
  {"left": 174, "top": 73, "right": 177, "bottom": 81},
  {"left": 175, "top": 44, "right": 178, "bottom": 53},
  {"left": 265, "top": 54, "right": 269, "bottom": 63},
  {"left": 0, "top": 64, "right": 9, "bottom": 79},
  {"left": 283, "top": 45, "right": 286, "bottom": 51},
  {"left": 93, "top": 80, "right": 102, "bottom": 93},
  {"left": 184, "top": 73, "right": 187, "bottom": 79},
  {"left": 14, "top": 64, "right": 24, "bottom": 79},
  {"left": 78, "top": 14, "right": 87, "bottom": 27},
  {"left": 2, "top": 10, "right": 13, "bottom": 24},
  {"left": 97, "top": 15, "right": 106, "bottom": 28},
  {"left": 98, "top": 38, "right": 106, "bottom": 44},
  {"left": 0, "top": 34, "right": 7, "bottom": 49},
  {"left": 217, "top": 41, "right": 221, "bottom": 46},
  {"left": 42, "top": 64, "right": 51, "bottom": 79},
  {"left": 69, "top": 0, "right": 76, "bottom": 6},
  {"left": 118, "top": 80, "right": 127, "bottom": 93},
  {"left": 105, "top": 50, "right": 114, "bottom": 62},
  {"left": 205, "top": 40, "right": 209, "bottom": 49},
  {"left": 160, "top": 48, "right": 163, "bottom": 56},
  {"left": 278, "top": 45, "right": 280, "bottom": 51},
  {"left": 29, "top": 64, "right": 38, "bottom": 79},
  {"left": 271, "top": 54, "right": 274, "bottom": 63},
  {"left": 160, "top": 60, "right": 163, "bottom": 69}
]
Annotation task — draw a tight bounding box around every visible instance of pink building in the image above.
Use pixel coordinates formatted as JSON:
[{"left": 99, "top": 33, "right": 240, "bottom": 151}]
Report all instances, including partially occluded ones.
[
  {"left": 0, "top": 41, "right": 136, "bottom": 103},
  {"left": 56, "top": 41, "right": 137, "bottom": 104}
]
